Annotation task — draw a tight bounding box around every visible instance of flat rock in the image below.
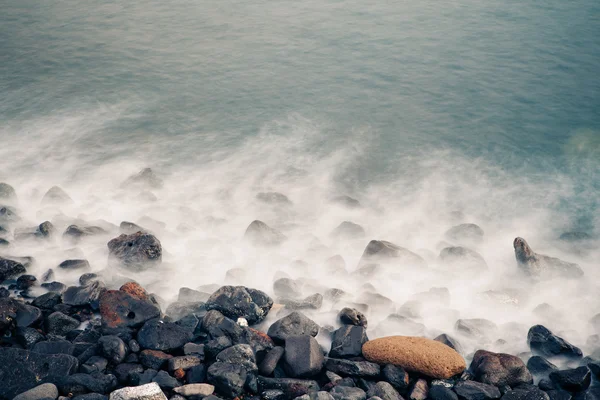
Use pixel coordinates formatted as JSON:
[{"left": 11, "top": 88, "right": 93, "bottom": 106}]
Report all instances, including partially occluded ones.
[
  {"left": 137, "top": 319, "right": 193, "bottom": 351},
  {"left": 173, "top": 384, "right": 215, "bottom": 397},
  {"left": 434, "top": 334, "right": 463, "bottom": 354},
  {"left": 514, "top": 238, "right": 583, "bottom": 279},
  {"left": 205, "top": 285, "right": 273, "bottom": 325},
  {"left": 107, "top": 232, "right": 162, "bottom": 271},
  {"left": 453, "top": 381, "right": 501, "bottom": 400},
  {"left": 325, "top": 358, "right": 381, "bottom": 377},
  {"left": 362, "top": 336, "right": 466, "bottom": 379},
  {"left": 470, "top": 350, "right": 533, "bottom": 387},
  {"left": 109, "top": 382, "right": 167, "bottom": 400}
]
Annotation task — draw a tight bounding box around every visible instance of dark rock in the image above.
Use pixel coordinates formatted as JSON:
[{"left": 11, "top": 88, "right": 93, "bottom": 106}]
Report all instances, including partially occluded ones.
[
  {"left": 16, "top": 274, "right": 37, "bottom": 290},
  {"left": 0, "top": 347, "right": 79, "bottom": 399},
  {"left": 205, "top": 336, "right": 233, "bottom": 360},
  {"left": 15, "top": 326, "right": 45, "bottom": 349},
  {"left": 283, "top": 335, "right": 324, "bottom": 378},
  {"left": 470, "top": 350, "right": 533, "bottom": 387},
  {"left": 454, "top": 381, "right": 501, "bottom": 400},
  {"left": 81, "top": 356, "right": 109, "bottom": 374},
  {"left": 430, "top": 385, "right": 459, "bottom": 400},
  {"left": 331, "top": 222, "right": 366, "bottom": 239},
  {"left": 187, "top": 364, "right": 207, "bottom": 383},
  {"left": 527, "top": 356, "right": 558, "bottom": 378},
  {"left": 330, "top": 386, "right": 367, "bottom": 400},
  {"left": 207, "top": 362, "right": 247, "bottom": 398},
  {"left": 98, "top": 335, "right": 127, "bottom": 364},
  {"left": 41, "top": 269, "right": 55, "bottom": 282},
  {"left": 369, "top": 381, "right": 403, "bottom": 400},
  {"left": 325, "top": 358, "right": 380, "bottom": 377},
  {"left": 72, "top": 393, "right": 108, "bottom": 400},
  {"left": 359, "top": 240, "right": 426, "bottom": 268},
  {"left": 268, "top": 311, "right": 319, "bottom": 342},
  {"left": 47, "top": 311, "right": 80, "bottom": 336},
  {"left": 216, "top": 343, "right": 257, "bottom": 373},
  {"left": 260, "top": 346, "right": 285, "bottom": 376},
  {"left": 455, "top": 319, "right": 497, "bottom": 339},
  {"left": 0, "top": 256, "right": 26, "bottom": 282},
  {"left": 137, "top": 319, "right": 193, "bottom": 351},
  {"left": 257, "top": 377, "right": 320, "bottom": 398},
  {"left": 99, "top": 290, "right": 160, "bottom": 329},
  {"left": 183, "top": 342, "right": 204, "bottom": 355},
  {"left": 439, "top": 247, "right": 488, "bottom": 271},
  {"left": 0, "top": 286, "right": 9, "bottom": 298},
  {"left": 244, "top": 220, "right": 287, "bottom": 247},
  {"left": 339, "top": 308, "right": 368, "bottom": 328},
  {"left": 205, "top": 286, "right": 273, "bottom": 325},
  {"left": 330, "top": 325, "right": 368, "bottom": 358},
  {"left": 139, "top": 349, "right": 174, "bottom": 370},
  {"left": 152, "top": 370, "right": 181, "bottom": 390},
  {"left": 514, "top": 238, "right": 583, "bottom": 279},
  {"left": 107, "top": 232, "right": 162, "bottom": 270},
  {"left": 121, "top": 168, "right": 163, "bottom": 190},
  {"left": 59, "top": 259, "right": 90, "bottom": 270},
  {"left": 546, "top": 391, "right": 572, "bottom": 400},
  {"left": 129, "top": 339, "right": 141, "bottom": 353},
  {"left": 33, "top": 339, "right": 74, "bottom": 355},
  {"left": 527, "top": 325, "right": 582, "bottom": 361},
  {"left": 55, "top": 372, "right": 118, "bottom": 395},
  {"left": 120, "top": 221, "right": 148, "bottom": 235},
  {"left": 62, "top": 281, "right": 106, "bottom": 309},
  {"left": 42, "top": 282, "right": 67, "bottom": 294},
  {"left": 16, "top": 303, "right": 43, "bottom": 328},
  {"left": 32, "top": 292, "right": 60, "bottom": 309},
  {"left": 445, "top": 224, "right": 484, "bottom": 244},
  {"left": 409, "top": 379, "right": 428, "bottom": 400},
  {"left": 281, "top": 294, "right": 324, "bottom": 311},
  {"left": 257, "top": 192, "right": 292, "bottom": 206},
  {"left": 64, "top": 225, "right": 107, "bottom": 241},
  {"left": 382, "top": 364, "right": 409, "bottom": 392},
  {"left": 79, "top": 273, "right": 99, "bottom": 286},
  {"left": 168, "top": 355, "right": 203, "bottom": 372},
  {"left": 500, "top": 388, "right": 549, "bottom": 400},
  {"left": 113, "top": 363, "right": 144, "bottom": 384},
  {"left": 434, "top": 334, "right": 463, "bottom": 354},
  {"left": 274, "top": 278, "right": 303, "bottom": 299},
  {"left": 549, "top": 367, "right": 591, "bottom": 392},
  {"left": 130, "top": 369, "right": 158, "bottom": 386}
]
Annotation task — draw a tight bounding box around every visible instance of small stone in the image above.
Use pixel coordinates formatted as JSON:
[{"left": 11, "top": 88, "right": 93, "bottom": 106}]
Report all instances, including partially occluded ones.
[
  {"left": 42, "top": 282, "right": 67, "bottom": 294},
  {"left": 527, "top": 356, "right": 558, "bottom": 377},
  {"left": 16, "top": 274, "right": 37, "bottom": 291},
  {"left": 207, "top": 362, "right": 247, "bottom": 398},
  {"left": 257, "top": 377, "right": 319, "bottom": 398},
  {"left": 121, "top": 168, "right": 163, "bottom": 190},
  {"left": 81, "top": 356, "right": 109, "bottom": 374},
  {"left": 140, "top": 350, "right": 173, "bottom": 370},
  {"left": 109, "top": 382, "right": 167, "bottom": 400},
  {"left": 281, "top": 293, "right": 324, "bottom": 310},
  {"left": 409, "top": 379, "right": 428, "bottom": 400},
  {"left": 0, "top": 256, "right": 26, "bottom": 282},
  {"left": 99, "top": 335, "right": 128, "bottom": 364},
  {"left": 47, "top": 311, "right": 80, "bottom": 336},
  {"left": 358, "top": 240, "right": 426, "bottom": 268},
  {"left": 453, "top": 381, "right": 501, "bottom": 400},
  {"left": 549, "top": 366, "right": 591, "bottom": 392},
  {"left": 216, "top": 344, "right": 257, "bottom": 372},
  {"left": 330, "top": 325, "right": 368, "bottom": 358},
  {"left": 168, "top": 355, "right": 203, "bottom": 372},
  {"left": 429, "top": 385, "right": 459, "bottom": 400},
  {"left": 339, "top": 308, "right": 368, "bottom": 327},
  {"left": 59, "top": 259, "right": 90, "bottom": 270},
  {"left": 382, "top": 364, "right": 409, "bottom": 391},
  {"left": 331, "top": 221, "right": 366, "bottom": 239},
  {"left": 284, "top": 335, "right": 324, "bottom": 378},
  {"left": 183, "top": 342, "right": 204, "bottom": 355},
  {"left": 186, "top": 365, "right": 207, "bottom": 384},
  {"left": 205, "top": 285, "right": 273, "bottom": 325},
  {"left": 114, "top": 363, "right": 144, "bottom": 384},
  {"left": 325, "top": 358, "right": 381, "bottom": 377},
  {"left": 527, "top": 325, "right": 582, "bottom": 362},
  {"left": 369, "top": 382, "right": 403, "bottom": 400},
  {"left": 63, "top": 281, "right": 106, "bottom": 309},
  {"left": 55, "top": 373, "right": 118, "bottom": 395},
  {"left": 274, "top": 278, "right": 303, "bottom": 299},
  {"left": 439, "top": 247, "right": 488, "bottom": 271},
  {"left": 137, "top": 319, "right": 194, "bottom": 351},
  {"left": 455, "top": 319, "right": 497, "bottom": 339},
  {"left": 173, "top": 384, "right": 215, "bottom": 397},
  {"left": 12, "top": 383, "right": 59, "bottom": 400},
  {"left": 64, "top": 225, "right": 107, "bottom": 241},
  {"left": 244, "top": 220, "right": 287, "bottom": 246},
  {"left": 260, "top": 346, "right": 285, "bottom": 376},
  {"left": 32, "top": 340, "right": 74, "bottom": 355},
  {"left": 470, "top": 350, "right": 532, "bottom": 387},
  {"left": 108, "top": 232, "right": 162, "bottom": 271},
  {"left": 268, "top": 311, "right": 320, "bottom": 342},
  {"left": 152, "top": 370, "right": 181, "bottom": 390},
  {"left": 129, "top": 339, "right": 141, "bottom": 353},
  {"left": 330, "top": 386, "right": 367, "bottom": 400}
]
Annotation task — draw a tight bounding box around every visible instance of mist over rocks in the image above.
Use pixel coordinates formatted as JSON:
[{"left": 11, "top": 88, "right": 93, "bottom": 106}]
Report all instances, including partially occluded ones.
[
  {"left": 514, "top": 238, "right": 584, "bottom": 279},
  {"left": 244, "top": 220, "right": 287, "bottom": 246},
  {"left": 107, "top": 232, "right": 162, "bottom": 271}
]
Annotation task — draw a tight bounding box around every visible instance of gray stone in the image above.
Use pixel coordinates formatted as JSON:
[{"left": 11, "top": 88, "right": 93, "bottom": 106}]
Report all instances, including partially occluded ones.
[
  {"left": 13, "top": 383, "right": 59, "bottom": 400},
  {"left": 109, "top": 382, "right": 167, "bottom": 400},
  {"left": 329, "top": 325, "right": 368, "bottom": 358},
  {"left": 284, "top": 335, "right": 324, "bottom": 378},
  {"left": 268, "top": 311, "right": 319, "bottom": 342}
]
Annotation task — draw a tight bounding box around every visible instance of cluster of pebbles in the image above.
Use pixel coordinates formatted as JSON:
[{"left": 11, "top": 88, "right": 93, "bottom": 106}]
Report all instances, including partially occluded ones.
[{"left": 0, "top": 170, "right": 598, "bottom": 400}]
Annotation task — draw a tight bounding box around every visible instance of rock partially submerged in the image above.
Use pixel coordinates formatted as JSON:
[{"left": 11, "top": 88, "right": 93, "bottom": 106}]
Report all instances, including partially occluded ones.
[
  {"left": 359, "top": 240, "right": 427, "bottom": 268},
  {"left": 121, "top": 168, "right": 163, "bottom": 190},
  {"left": 41, "top": 186, "right": 73, "bottom": 206},
  {"left": 527, "top": 325, "right": 582, "bottom": 362},
  {"left": 244, "top": 220, "right": 287, "bottom": 246},
  {"left": 469, "top": 350, "right": 533, "bottom": 387},
  {"left": 0, "top": 256, "right": 26, "bottom": 282},
  {"left": 108, "top": 232, "right": 162, "bottom": 271},
  {"left": 514, "top": 237, "right": 583, "bottom": 279}
]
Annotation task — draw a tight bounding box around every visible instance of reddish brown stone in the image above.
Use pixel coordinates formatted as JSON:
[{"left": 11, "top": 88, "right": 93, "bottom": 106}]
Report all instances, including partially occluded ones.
[
  {"left": 120, "top": 282, "right": 150, "bottom": 301},
  {"left": 99, "top": 290, "right": 160, "bottom": 329},
  {"left": 140, "top": 349, "right": 173, "bottom": 370},
  {"left": 174, "top": 368, "right": 185, "bottom": 380}
]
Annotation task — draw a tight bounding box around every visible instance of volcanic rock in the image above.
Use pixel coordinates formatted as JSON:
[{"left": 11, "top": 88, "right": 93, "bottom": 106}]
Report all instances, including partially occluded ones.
[
  {"left": 107, "top": 232, "right": 162, "bottom": 271},
  {"left": 453, "top": 381, "right": 501, "bottom": 400},
  {"left": 268, "top": 311, "right": 319, "bottom": 342},
  {"left": 527, "top": 325, "right": 582, "bottom": 361},
  {"left": 207, "top": 362, "right": 247, "bottom": 398},
  {"left": 283, "top": 335, "right": 324, "bottom": 378},
  {"left": 205, "top": 285, "right": 273, "bottom": 325},
  {"left": 330, "top": 325, "right": 368, "bottom": 358},
  {"left": 99, "top": 290, "right": 160, "bottom": 329},
  {"left": 469, "top": 350, "right": 532, "bottom": 387}
]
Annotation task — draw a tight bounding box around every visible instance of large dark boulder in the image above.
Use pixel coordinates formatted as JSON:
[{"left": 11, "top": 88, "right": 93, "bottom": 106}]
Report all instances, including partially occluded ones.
[
  {"left": 527, "top": 325, "right": 582, "bottom": 361},
  {"left": 0, "top": 347, "right": 79, "bottom": 399},
  {"left": 549, "top": 367, "right": 591, "bottom": 392},
  {"left": 469, "top": 350, "right": 533, "bottom": 387},
  {"left": 137, "top": 319, "right": 193, "bottom": 351},
  {"left": 267, "top": 311, "right": 319, "bottom": 343},
  {"left": 244, "top": 220, "right": 287, "bottom": 246},
  {"left": 284, "top": 335, "right": 324, "bottom": 378},
  {"left": 99, "top": 290, "right": 160, "bottom": 329},
  {"left": 107, "top": 232, "right": 162, "bottom": 270},
  {"left": 514, "top": 238, "right": 583, "bottom": 279},
  {"left": 205, "top": 285, "right": 273, "bottom": 325},
  {"left": 0, "top": 256, "right": 26, "bottom": 282}
]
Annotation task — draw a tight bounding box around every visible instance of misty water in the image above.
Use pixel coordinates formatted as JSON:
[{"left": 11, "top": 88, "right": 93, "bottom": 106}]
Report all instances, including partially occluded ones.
[{"left": 1, "top": 0, "right": 599, "bottom": 362}]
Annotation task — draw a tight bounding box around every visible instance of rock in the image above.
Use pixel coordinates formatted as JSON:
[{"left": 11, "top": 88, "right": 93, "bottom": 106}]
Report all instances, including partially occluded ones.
[
  {"left": 0, "top": 256, "right": 26, "bottom": 282},
  {"left": 258, "top": 377, "right": 319, "bottom": 398},
  {"left": 64, "top": 225, "right": 107, "bottom": 241},
  {"left": 330, "top": 386, "right": 367, "bottom": 400},
  {"left": 359, "top": 240, "right": 426, "bottom": 268},
  {"left": 56, "top": 372, "right": 118, "bottom": 395},
  {"left": 109, "top": 382, "right": 167, "bottom": 400},
  {"left": 81, "top": 356, "right": 109, "bottom": 374},
  {"left": 120, "top": 222, "right": 148, "bottom": 235},
  {"left": 186, "top": 364, "right": 207, "bottom": 384},
  {"left": 207, "top": 362, "right": 247, "bottom": 398},
  {"left": 281, "top": 294, "right": 324, "bottom": 310},
  {"left": 121, "top": 168, "right": 163, "bottom": 190},
  {"left": 331, "top": 222, "right": 366, "bottom": 239},
  {"left": 59, "top": 259, "right": 90, "bottom": 270},
  {"left": 63, "top": 281, "right": 106, "bottom": 309},
  {"left": 382, "top": 364, "right": 409, "bottom": 391},
  {"left": 445, "top": 224, "right": 484, "bottom": 245},
  {"left": 363, "top": 336, "right": 466, "bottom": 379},
  {"left": 325, "top": 358, "right": 380, "bottom": 377},
  {"left": 453, "top": 381, "right": 501, "bottom": 400},
  {"left": 15, "top": 303, "right": 43, "bottom": 328},
  {"left": 527, "top": 356, "right": 558, "bottom": 377},
  {"left": 15, "top": 326, "right": 45, "bottom": 349},
  {"left": 283, "top": 335, "right": 324, "bottom": 378},
  {"left": 244, "top": 220, "right": 287, "bottom": 246},
  {"left": 137, "top": 320, "right": 193, "bottom": 351},
  {"left": 73, "top": 394, "right": 108, "bottom": 400},
  {"left": 0, "top": 347, "right": 79, "bottom": 399},
  {"left": 113, "top": 364, "right": 144, "bottom": 384},
  {"left": 167, "top": 355, "right": 202, "bottom": 372},
  {"left": 260, "top": 346, "right": 285, "bottom": 376},
  {"left": 430, "top": 386, "right": 459, "bottom": 400},
  {"left": 0, "top": 183, "right": 17, "bottom": 202},
  {"left": 130, "top": 370, "right": 159, "bottom": 387},
  {"left": 173, "top": 384, "right": 215, "bottom": 397},
  {"left": 42, "top": 186, "right": 73, "bottom": 205},
  {"left": 439, "top": 247, "right": 488, "bottom": 271},
  {"left": 455, "top": 319, "right": 497, "bottom": 339},
  {"left": 151, "top": 370, "right": 180, "bottom": 390},
  {"left": 268, "top": 311, "right": 320, "bottom": 342},
  {"left": 434, "top": 334, "right": 463, "bottom": 354},
  {"left": 15, "top": 222, "right": 56, "bottom": 241},
  {"left": 500, "top": 388, "right": 550, "bottom": 400},
  {"left": 79, "top": 273, "right": 98, "bottom": 286},
  {"left": 99, "top": 290, "right": 160, "bottom": 329},
  {"left": 42, "top": 281, "right": 68, "bottom": 294},
  {"left": 183, "top": 342, "right": 204, "bottom": 356},
  {"left": 12, "top": 383, "right": 59, "bottom": 400},
  {"left": 339, "top": 308, "right": 368, "bottom": 327},
  {"left": 33, "top": 292, "right": 62, "bottom": 309},
  {"left": 256, "top": 192, "right": 292, "bottom": 205},
  {"left": 274, "top": 278, "right": 303, "bottom": 299},
  {"left": 0, "top": 205, "right": 20, "bottom": 224},
  {"left": 33, "top": 340, "right": 74, "bottom": 355},
  {"left": 38, "top": 221, "right": 55, "bottom": 237},
  {"left": 47, "top": 311, "right": 80, "bottom": 336},
  {"left": 549, "top": 367, "right": 591, "bottom": 392},
  {"left": 527, "top": 325, "right": 582, "bottom": 361},
  {"left": 330, "top": 325, "right": 368, "bottom": 358},
  {"left": 469, "top": 350, "right": 532, "bottom": 387},
  {"left": 205, "top": 285, "right": 273, "bottom": 325},
  {"left": 216, "top": 344, "right": 257, "bottom": 371},
  {"left": 107, "top": 232, "right": 162, "bottom": 271},
  {"left": 98, "top": 335, "right": 127, "bottom": 364},
  {"left": 409, "top": 379, "right": 428, "bottom": 400},
  {"left": 16, "top": 274, "right": 37, "bottom": 290},
  {"left": 513, "top": 238, "right": 583, "bottom": 279},
  {"left": 369, "top": 382, "right": 403, "bottom": 400}
]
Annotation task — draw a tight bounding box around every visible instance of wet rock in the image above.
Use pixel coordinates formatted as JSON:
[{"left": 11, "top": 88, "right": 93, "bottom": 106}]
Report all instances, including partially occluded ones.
[
  {"left": 434, "top": 334, "right": 463, "bottom": 354},
  {"left": 99, "top": 290, "right": 160, "bottom": 329},
  {"left": 382, "top": 364, "right": 409, "bottom": 391},
  {"left": 331, "top": 221, "right": 366, "bottom": 239},
  {"left": 513, "top": 238, "right": 583, "bottom": 279},
  {"left": 33, "top": 339, "right": 74, "bottom": 355},
  {"left": 139, "top": 349, "right": 173, "bottom": 370},
  {"left": 439, "top": 247, "right": 488, "bottom": 271},
  {"left": 339, "top": 308, "right": 368, "bottom": 328},
  {"left": 325, "top": 358, "right": 380, "bottom": 377},
  {"left": 173, "top": 384, "right": 215, "bottom": 397},
  {"left": 81, "top": 356, "right": 109, "bottom": 374},
  {"left": 527, "top": 325, "right": 582, "bottom": 361},
  {"left": 0, "top": 347, "right": 79, "bottom": 399},
  {"left": 330, "top": 386, "right": 367, "bottom": 400},
  {"left": 33, "top": 292, "right": 62, "bottom": 309},
  {"left": 330, "top": 325, "right": 368, "bottom": 358},
  {"left": 63, "top": 281, "right": 106, "bottom": 309},
  {"left": 56, "top": 372, "right": 118, "bottom": 395},
  {"left": 109, "top": 382, "right": 167, "bottom": 400},
  {"left": 501, "top": 388, "right": 550, "bottom": 400},
  {"left": 470, "top": 350, "right": 532, "bottom": 387},
  {"left": 549, "top": 367, "right": 591, "bottom": 392},
  {"left": 15, "top": 221, "right": 55, "bottom": 241},
  {"left": 152, "top": 370, "right": 181, "bottom": 390},
  {"left": 137, "top": 319, "right": 193, "bottom": 351},
  {"left": 257, "top": 192, "right": 292, "bottom": 206},
  {"left": 527, "top": 356, "right": 558, "bottom": 378},
  {"left": 113, "top": 363, "right": 144, "bottom": 384},
  {"left": 368, "top": 382, "right": 403, "bottom": 400},
  {"left": 107, "top": 232, "right": 162, "bottom": 271},
  {"left": 244, "top": 220, "right": 287, "bottom": 247},
  {"left": 12, "top": 382, "right": 59, "bottom": 400},
  {"left": 430, "top": 385, "right": 459, "bottom": 400},
  {"left": 454, "top": 381, "right": 501, "bottom": 400},
  {"left": 445, "top": 224, "right": 484, "bottom": 245},
  {"left": 268, "top": 311, "right": 320, "bottom": 342},
  {"left": 168, "top": 355, "right": 203, "bottom": 372},
  {"left": 359, "top": 240, "right": 427, "bottom": 268},
  {"left": 408, "top": 379, "right": 428, "bottom": 400},
  {"left": 0, "top": 256, "right": 26, "bottom": 282},
  {"left": 15, "top": 302, "right": 43, "bottom": 327},
  {"left": 363, "top": 336, "right": 465, "bottom": 379},
  {"left": 216, "top": 344, "right": 257, "bottom": 372},
  {"left": 258, "top": 377, "right": 319, "bottom": 398},
  {"left": 47, "top": 311, "right": 80, "bottom": 336},
  {"left": 15, "top": 326, "right": 45, "bottom": 349},
  {"left": 281, "top": 293, "right": 324, "bottom": 311},
  {"left": 283, "top": 335, "right": 324, "bottom": 378},
  {"left": 98, "top": 335, "right": 127, "bottom": 364},
  {"left": 59, "top": 259, "right": 90, "bottom": 270},
  {"left": 205, "top": 285, "right": 273, "bottom": 325},
  {"left": 207, "top": 362, "right": 247, "bottom": 398},
  {"left": 122, "top": 168, "right": 163, "bottom": 190},
  {"left": 455, "top": 319, "right": 498, "bottom": 339},
  {"left": 183, "top": 342, "right": 204, "bottom": 355},
  {"left": 545, "top": 391, "right": 571, "bottom": 400},
  {"left": 16, "top": 274, "right": 37, "bottom": 290},
  {"left": 64, "top": 225, "right": 107, "bottom": 241},
  {"left": 260, "top": 346, "right": 285, "bottom": 376},
  {"left": 43, "top": 281, "right": 68, "bottom": 294}
]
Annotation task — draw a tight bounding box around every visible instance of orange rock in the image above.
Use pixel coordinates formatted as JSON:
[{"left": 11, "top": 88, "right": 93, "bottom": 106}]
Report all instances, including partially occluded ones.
[
  {"left": 362, "top": 336, "right": 466, "bottom": 379},
  {"left": 174, "top": 368, "right": 185, "bottom": 380},
  {"left": 120, "top": 281, "right": 149, "bottom": 301}
]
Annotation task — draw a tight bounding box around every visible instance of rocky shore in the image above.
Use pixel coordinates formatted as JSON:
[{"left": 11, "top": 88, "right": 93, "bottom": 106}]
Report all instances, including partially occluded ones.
[{"left": 0, "top": 171, "right": 598, "bottom": 400}]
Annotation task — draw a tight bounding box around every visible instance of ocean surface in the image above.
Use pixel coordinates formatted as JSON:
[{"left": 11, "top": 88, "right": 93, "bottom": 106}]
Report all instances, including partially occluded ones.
[{"left": 0, "top": 0, "right": 599, "bottom": 356}]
